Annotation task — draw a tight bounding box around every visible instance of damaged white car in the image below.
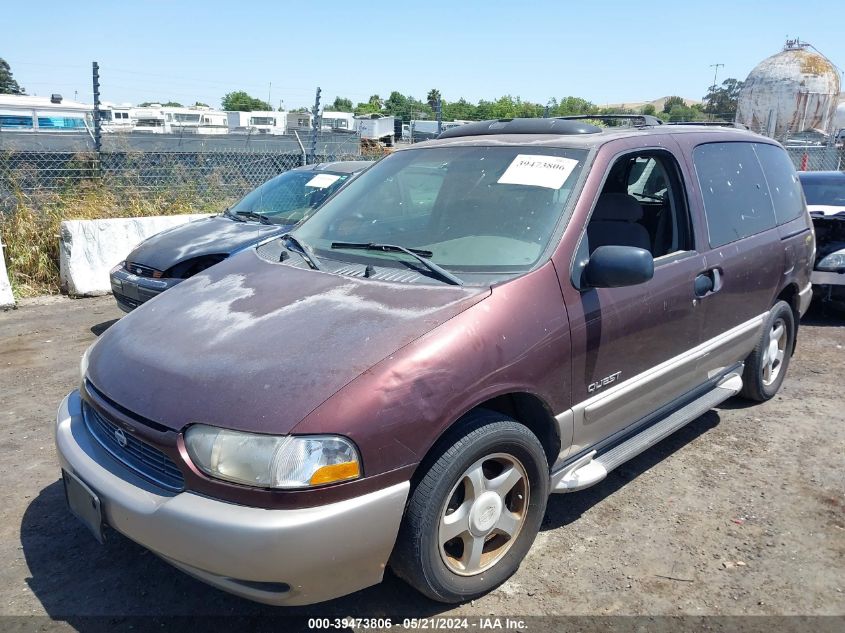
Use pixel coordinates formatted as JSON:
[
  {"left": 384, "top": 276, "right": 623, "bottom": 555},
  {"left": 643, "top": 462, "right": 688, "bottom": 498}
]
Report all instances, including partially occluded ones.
[{"left": 799, "top": 170, "right": 845, "bottom": 309}]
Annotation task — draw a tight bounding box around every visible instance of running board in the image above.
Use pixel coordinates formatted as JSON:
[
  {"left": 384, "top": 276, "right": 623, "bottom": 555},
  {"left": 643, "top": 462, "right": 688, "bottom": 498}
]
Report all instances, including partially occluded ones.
[{"left": 551, "top": 372, "right": 743, "bottom": 493}]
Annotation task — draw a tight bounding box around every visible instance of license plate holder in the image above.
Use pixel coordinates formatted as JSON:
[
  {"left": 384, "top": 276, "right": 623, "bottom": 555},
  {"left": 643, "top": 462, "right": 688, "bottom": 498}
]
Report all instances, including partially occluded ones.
[{"left": 62, "top": 470, "right": 104, "bottom": 544}]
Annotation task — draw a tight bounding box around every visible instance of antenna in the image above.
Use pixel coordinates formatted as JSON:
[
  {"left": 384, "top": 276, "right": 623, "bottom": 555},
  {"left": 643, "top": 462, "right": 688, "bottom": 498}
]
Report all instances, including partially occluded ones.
[{"left": 709, "top": 63, "right": 724, "bottom": 89}]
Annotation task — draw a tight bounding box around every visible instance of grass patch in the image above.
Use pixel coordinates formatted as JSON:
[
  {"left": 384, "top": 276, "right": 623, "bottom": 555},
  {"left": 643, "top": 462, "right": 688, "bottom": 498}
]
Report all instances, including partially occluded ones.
[{"left": 0, "top": 183, "right": 232, "bottom": 298}]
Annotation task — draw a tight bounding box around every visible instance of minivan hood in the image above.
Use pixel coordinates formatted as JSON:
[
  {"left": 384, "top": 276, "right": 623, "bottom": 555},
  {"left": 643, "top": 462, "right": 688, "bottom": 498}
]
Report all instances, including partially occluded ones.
[
  {"left": 87, "top": 250, "right": 489, "bottom": 434},
  {"left": 127, "top": 215, "right": 286, "bottom": 272}
]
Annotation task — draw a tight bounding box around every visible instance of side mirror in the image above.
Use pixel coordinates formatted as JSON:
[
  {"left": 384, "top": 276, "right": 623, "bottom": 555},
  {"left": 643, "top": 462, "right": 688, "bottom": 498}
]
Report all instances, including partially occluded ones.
[{"left": 584, "top": 245, "right": 654, "bottom": 288}]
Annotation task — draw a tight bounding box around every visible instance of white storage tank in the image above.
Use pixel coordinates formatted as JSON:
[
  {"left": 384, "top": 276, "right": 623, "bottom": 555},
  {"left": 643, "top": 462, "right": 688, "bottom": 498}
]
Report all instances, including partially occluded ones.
[{"left": 735, "top": 40, "right": 841, "bottom": 139}]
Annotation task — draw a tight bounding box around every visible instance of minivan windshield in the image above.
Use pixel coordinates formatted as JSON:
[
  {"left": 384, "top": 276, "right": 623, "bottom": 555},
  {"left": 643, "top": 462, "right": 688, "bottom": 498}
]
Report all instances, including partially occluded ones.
[
  {"left": 229, "top": 170, "right": 351, "bottom": 225},
  {"left": 293, "top": 146, "right": 587, "bottom": 275}
]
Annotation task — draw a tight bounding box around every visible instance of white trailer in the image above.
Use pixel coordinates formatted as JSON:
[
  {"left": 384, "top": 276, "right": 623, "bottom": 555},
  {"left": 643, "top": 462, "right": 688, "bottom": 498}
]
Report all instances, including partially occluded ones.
[
  {"left": 131, "top": 106, "right": 167, "bottom": 133},
  {"left": 100, "top": 102, "right": 134, "bottom": 132},
  {"left": 287, "top": 111, "right": 313, "bottom": 131},
  {"left": 163, "top": 107, "right": 228, "bottom": 135},
  {"left": 321, "top": 111, "right": 355, "bottom": 131},
  {"left": 356, "top": 115, "right": 395, "bottom": 145},
  {"left": 227, "top": 111, "right": 286, "bottom": 135},
  {"left": 0, "top": 94, "right": 91, "bottom": 132}
]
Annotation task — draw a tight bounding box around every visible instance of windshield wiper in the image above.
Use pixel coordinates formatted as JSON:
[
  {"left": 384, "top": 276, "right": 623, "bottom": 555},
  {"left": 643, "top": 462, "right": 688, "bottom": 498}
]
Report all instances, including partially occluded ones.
[
  {"left": 236, "top": 211, "right": 273, "bottom": 225},
  {"left": 281, "top": 234, "right": 321, "bottom": 270},
  {"left": 222, "top": 208, "right": 245, "bottom": 222},
  {"left": 331, "top": 242, "right": 463, "bottom": 286}
]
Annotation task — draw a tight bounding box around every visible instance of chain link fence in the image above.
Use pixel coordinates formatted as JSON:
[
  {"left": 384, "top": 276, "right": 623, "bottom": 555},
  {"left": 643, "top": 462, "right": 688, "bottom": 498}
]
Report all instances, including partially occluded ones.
[
  {"left": 1, "top": 123, "right": 841, "bottom": 210},
  {"left": 0, "top": 130, "right": 374, "bottom": 207},
  {"left": 785, "top": 146, "right": 845, "bottom": 172}
]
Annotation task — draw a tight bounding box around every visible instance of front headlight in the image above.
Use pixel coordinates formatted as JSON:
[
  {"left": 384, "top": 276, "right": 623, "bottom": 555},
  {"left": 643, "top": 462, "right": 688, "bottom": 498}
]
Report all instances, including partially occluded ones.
[
  {"left": 816, "top": 249, "right": 845, "bottom": 271},
  {"left": 184, "top": 424, "right": 361, "bottom": 489}
]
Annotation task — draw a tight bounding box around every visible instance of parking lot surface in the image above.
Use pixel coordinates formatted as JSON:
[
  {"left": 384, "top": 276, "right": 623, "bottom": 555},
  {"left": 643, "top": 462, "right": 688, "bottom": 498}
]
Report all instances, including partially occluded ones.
[{"left": 0, "top": 296, "right": 843, "bottom": 622}]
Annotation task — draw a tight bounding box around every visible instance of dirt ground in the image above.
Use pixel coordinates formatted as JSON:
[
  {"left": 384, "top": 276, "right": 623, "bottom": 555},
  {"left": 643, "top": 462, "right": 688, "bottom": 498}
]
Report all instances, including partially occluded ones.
[{"left": 0, "top": 296, "right": 843, "bottom": 626}]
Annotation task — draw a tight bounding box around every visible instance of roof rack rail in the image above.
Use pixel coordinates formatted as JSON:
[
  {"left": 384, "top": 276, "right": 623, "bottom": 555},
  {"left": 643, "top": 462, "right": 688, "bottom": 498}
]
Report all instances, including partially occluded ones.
[
  {"left": 556, "top": 114, "right": 664, "bottom": 127},
  {"left": 437, "top": 118, "right": 603, "bottom": 139},
  {"left": 665, "top": 120, "right": 748, "bottom": 129}
]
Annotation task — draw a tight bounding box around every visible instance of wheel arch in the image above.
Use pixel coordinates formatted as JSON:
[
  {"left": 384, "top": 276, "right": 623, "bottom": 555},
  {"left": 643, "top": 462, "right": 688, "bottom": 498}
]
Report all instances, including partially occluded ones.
[
  {"left": 776, "top": 282, "right": 800, "bottom": 352},
  {"left": 411, "top": 392, "right": 562, "bottom": 490}
]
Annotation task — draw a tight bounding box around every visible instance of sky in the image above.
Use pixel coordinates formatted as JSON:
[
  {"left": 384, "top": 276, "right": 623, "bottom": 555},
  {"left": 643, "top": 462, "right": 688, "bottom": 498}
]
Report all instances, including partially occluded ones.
[{"left": 4, "top": 0, "right": 844, "bottom": 111}]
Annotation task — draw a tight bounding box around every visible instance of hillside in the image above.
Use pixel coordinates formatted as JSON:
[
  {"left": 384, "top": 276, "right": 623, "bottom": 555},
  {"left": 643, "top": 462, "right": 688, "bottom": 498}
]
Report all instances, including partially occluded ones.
[{"left": 600, "top": 96, "right": 702, "bottom": 111}]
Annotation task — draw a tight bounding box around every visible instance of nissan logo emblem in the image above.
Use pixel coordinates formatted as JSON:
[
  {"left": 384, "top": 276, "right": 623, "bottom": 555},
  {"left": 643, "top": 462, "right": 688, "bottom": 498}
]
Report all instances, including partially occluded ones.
[
  {"left": 135, "top": 268, "right": 142, "bottom": 275},
  {"left": 114, "top": 428, "right": 127, "bottom": 448}
]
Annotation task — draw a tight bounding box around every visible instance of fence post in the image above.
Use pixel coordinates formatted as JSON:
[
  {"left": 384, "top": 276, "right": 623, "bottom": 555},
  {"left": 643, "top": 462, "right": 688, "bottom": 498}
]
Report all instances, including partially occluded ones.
[
  {"left": 294, "top": 130, "right": 307, "bottom": 166},
  {"left": 92, "top": 61, "right": 102, "bottom": 178},
  {"left": 436, "top": 98, "right": 442, "bottom": 136},
  {"left": 309, "top": 87, "right": 321, "bottom": 165}
]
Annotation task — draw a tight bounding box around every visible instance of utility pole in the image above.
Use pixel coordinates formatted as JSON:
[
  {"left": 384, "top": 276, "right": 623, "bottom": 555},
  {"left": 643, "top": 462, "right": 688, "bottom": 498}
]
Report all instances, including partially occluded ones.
[
  {"left": 92, "top": 61, "right": 102, "bottom": 156},
  {"left": 268, "top": 81, "right": 272, "bottom": 109},
  {"left": 709, "top": 63, "right": 724, "bottom": 121},
  {"left": 435, "top": 97, "right": 442, "bottom": 136},
  {"left": 309, "top": 86, "right": 321, "bottom": 164}
]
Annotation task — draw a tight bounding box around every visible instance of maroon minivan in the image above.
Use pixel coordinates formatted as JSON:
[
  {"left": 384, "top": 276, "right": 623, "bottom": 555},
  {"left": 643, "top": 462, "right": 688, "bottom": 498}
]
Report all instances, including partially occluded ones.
[{"left": 56, "top": 118, "right": 814, "bottom": 606}]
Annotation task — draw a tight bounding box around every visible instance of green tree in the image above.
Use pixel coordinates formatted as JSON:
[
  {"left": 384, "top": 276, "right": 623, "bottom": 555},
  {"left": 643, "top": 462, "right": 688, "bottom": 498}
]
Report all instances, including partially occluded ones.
[
  {"left": 553, "top": 96, "right": 597, "bottom": 116},
  {"left": 0, "top": 58, "right": 24, "bottom": 94},
  {"left": 662, "top": 96, "right": 686, "bottom": 113},
  {"left": 329, "top": 97, "right": 353, "bottom": 112},
  {"left": 221, "top": 91, "right": 272, "bottom": 111},
  {"left": 427, "top": 88, "right": 442, "bottom": 110},
  {"left": 194, "top": 101, "right": 209, "bottom": 108},
  {"left": 162, "top": 101, "right": 183, "bottom": 107},
  {"left": 383, "top": 91, "right": 410, "bottom": 116},
  {"left": 354, "top": 94, "right": 383, "bottom": 115},
  {"left": 443, "top": 98, "right": 477, "bottom": 121},
  {"left": 641, "top": 104, "right": 656, "bottom": 116},
  {"left": 664, "top": 103, "right": 707, "bottom": 122},
  {"left": 702, "top": 78, "right": 743, "bottom": 119}
]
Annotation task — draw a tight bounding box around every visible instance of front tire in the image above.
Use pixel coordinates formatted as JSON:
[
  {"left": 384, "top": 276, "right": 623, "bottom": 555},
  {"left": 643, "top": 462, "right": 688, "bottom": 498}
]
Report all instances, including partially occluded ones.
[
  {"left": 740, "top": 300, "right": 795, "bottom": 402},
  {"left": 391, "top": 411, "right": 549, "bottom": 603}
]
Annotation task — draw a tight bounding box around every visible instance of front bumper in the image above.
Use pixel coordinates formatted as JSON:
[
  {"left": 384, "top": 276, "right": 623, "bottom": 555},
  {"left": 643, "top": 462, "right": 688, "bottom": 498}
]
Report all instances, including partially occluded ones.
[
  {"left": 55, "top": 390, "right": 410, "bottom": 605},
  {"left": 810, "top": 270, "right": 845, "bottom": 287},
  {"left": 109, "top": 268, "right": 182, "bottom": 312}
]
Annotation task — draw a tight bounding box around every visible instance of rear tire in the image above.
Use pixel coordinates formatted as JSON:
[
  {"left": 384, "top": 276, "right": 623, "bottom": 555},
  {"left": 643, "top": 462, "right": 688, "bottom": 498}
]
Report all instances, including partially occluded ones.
[
  {"left": 391, "top": 410, "right": 549, "bottom": 603},
  {"left": 740, "top": 300, "right": 795, "bottom": 402}
]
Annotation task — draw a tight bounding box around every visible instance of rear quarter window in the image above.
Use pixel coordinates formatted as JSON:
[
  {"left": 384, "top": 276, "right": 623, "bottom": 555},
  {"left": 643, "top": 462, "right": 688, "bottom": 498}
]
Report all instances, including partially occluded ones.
[
  {"left": 693, "top": 142, "right": 777, "bottom": 248},
  {"left": 753, "top": 143, "right": 805, "bottom": 224}
]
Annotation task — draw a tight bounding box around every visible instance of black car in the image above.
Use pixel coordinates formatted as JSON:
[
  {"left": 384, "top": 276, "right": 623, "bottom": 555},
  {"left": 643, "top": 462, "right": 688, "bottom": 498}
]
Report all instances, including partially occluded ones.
[
  {"left": 110, "top": 160, "right": 371, "bottom": 311},
  {"left": 798, "top": 170, "right": 845, "bottom": 309}
]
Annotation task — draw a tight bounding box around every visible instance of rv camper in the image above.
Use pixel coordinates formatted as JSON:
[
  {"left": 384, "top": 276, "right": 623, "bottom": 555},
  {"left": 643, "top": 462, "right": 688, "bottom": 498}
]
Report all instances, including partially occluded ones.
[
  {"left": 287, "top": 111, "right": 313, "bottom": 132},
  {"left": 163, "top": 107, "right": 228, "bottom": 135},
  {"left": 100, "top": 103, "right": 134, "bottom": 132},
  {"left": 320, "top": 111, "right": 355, "bottom": 132},
  {"left": 227, "top": 111, "right": 287, "bottom": 135},
  {"left": 131, "top": 106, "right": 167, "bottom": 133},
  {"left": 0, "top": 94, "right": 91, "bottom": 132}
]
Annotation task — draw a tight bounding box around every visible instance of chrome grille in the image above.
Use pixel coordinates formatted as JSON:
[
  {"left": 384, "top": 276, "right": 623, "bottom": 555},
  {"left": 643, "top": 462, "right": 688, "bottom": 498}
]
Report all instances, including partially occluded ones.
[
  {"left": 82, "top": 403, "right": 184, "bottom": 491},
  {"left": 125, "top": 261, "right": 162, "bottom": 278}
]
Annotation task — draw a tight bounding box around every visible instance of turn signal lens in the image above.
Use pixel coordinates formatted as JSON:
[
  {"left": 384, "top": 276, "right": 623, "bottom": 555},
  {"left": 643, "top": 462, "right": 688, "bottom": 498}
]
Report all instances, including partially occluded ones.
[{"left": 309, "top": 461, "right": 360, "bottom": 486}]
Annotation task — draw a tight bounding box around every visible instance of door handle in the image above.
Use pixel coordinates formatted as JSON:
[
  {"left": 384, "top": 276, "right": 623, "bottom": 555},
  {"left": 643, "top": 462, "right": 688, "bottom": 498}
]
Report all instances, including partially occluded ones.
[{"left": 694, "top": 268, "right": 722, "bottom": 298}]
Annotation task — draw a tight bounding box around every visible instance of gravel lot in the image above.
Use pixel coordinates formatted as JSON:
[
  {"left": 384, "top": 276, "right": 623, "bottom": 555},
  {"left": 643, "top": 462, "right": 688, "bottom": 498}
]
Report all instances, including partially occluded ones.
[{"left": 0, "top": 296, "right": 843, "bottom": 625}]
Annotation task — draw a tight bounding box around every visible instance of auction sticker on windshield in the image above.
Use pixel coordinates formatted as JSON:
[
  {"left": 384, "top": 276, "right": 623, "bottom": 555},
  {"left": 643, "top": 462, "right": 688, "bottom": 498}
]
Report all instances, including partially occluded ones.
[
  {"left": 498, "top": 154, "right": 579, "bottom": 189},
  {"left": 305, "top": 174, "right": 342, "bottom": 189}
]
